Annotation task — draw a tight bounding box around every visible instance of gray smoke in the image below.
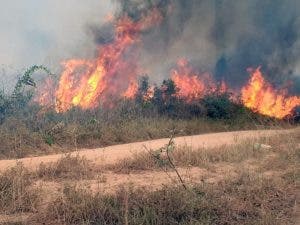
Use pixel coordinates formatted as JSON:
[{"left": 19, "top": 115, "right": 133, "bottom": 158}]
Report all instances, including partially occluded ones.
[
  {"left": 100, "top": 0, "right": 300, "bottom": 93},
  {"left": 2, "top": 0, "right": 299, "bottom": 94},
  {"left": 0, "top": 0, "right": 114, "bottom": 91}
]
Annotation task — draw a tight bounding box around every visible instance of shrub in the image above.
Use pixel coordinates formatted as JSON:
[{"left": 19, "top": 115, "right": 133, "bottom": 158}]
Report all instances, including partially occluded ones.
[
  {"left": 0, "top": 163, "right": 39, "bottom": 214},
  {"left": 201, "top": 93, "right": 241, "bottom": 119},
  {"left": 36, "top": 154, "right": 93, "bottom": 180},
  {"left": 0, "top": 117, "right": 46, "bottom": 158},
  {"left": 41, "top": 172, "right": 296, "bottom": 225}
]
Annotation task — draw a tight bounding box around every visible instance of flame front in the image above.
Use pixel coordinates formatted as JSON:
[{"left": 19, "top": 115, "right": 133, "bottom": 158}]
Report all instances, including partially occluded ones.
[
  {"left": 171, "top": 59, "right": 220, "bottom": 101},
  {"left": 55, "top": 10, "right": 162, "bottom": 112},
  {"left": 241, "top": 67, "right": 300, "bottom": 119},
  {"left": 34, "top": 77, "right": 55, "bottom": 107},
  {"left": 123, "top": 79, "right": 138, "bottom": 99},
  {"left": 33, "top": 10, "right": 300, "bottom": 119}
]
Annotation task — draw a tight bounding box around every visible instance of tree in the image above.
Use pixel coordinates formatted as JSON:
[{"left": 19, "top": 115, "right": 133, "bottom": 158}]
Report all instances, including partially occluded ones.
[
  {"left": 202, "top": 92, "right": 237, "bottom": 119},
  {"left": 135, "top": 75, "right": 150, "bottom": 104},
  {"left": 152, "top": 79, "right": 179, "bottom": 115}
]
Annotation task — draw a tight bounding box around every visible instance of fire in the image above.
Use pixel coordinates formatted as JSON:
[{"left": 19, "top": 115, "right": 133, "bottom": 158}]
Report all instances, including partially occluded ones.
[
  {"left": 241, "top": 67, "right": 300, "bottom": 119},
  {"left": 33, "top": 77, "right": 55, "bottom": 107},
  {"left": 54, "top": 9, "right": 162, "bottom": 112},
  {"left": 33, "top": 8, "right": 299, "bottom": 120},
  {"left": 144, "top": 86, "right": 155, "bottom": 101},
  {"left": 171, "top": 59, "right": 217, "bottom": 102},
  {"left": 219, "top": 80, "right": 228, "bottom": 94},
  {"left": 123, "top": 79, "right": 138, "bottom": 99},
  {"left": 122, "top": 80, "right": 154, "bottom": 101}
]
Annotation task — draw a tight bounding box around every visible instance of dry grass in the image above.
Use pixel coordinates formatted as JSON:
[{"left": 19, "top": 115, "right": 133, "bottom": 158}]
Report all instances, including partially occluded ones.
[
  {"left": 36, "top": 154, "right": 93, "bottom": 180},
  {"left": 105, "top": 151, "right": 158, "bottom": 173},
  {"left": 0, "top": 114, "right": 293, "bottom": 159},
  {"left": 0, "top": 163, "right": 39, "bottom": 214},
  {"left": 0, "top": 129, "right": 298, "bottom": 225},
  {"left": 0, "top": 118, "right": 50, "bottom": 159},
  {"left": 26, "top": 130, "right": 299, "bottom": 225},
  {"left": 34, "top": 168, "right": 297, "bottom": 225},
  {"left": 109, "top": 131, "right": 299, "bottom": 173}
]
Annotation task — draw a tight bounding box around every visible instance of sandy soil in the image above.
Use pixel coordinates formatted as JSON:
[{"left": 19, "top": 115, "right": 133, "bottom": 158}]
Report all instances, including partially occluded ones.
[
  {"left": 0, "top": 129, "right": 292, "bottom": 172},
  {"left": 0, "top": 128, "right": 298, "bottom": 224}
]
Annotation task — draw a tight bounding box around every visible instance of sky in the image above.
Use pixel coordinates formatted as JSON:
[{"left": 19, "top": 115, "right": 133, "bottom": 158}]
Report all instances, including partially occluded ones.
[{"left": 0, "top": 0, "right": 114, "bottom": 88}]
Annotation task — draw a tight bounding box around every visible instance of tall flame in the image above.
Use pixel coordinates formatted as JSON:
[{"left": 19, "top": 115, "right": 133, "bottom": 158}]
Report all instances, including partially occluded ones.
[
  {"left": 123, "top": 79, "right": 138, "bottom": 99},
  {"left": 55, "top": 9, "right": 162, "bottom": 112},
  {"left": 241, "top": 67, "right": 300, "bottom": 119},
  {"left": 33, "top": 77, "right": 55, "bottom": 107},
  {"left": 33, "top": 10, "right": 300, "bottom": 120},
  {"left": 171, "top": 59, "right": 218, "bottom": 102}
]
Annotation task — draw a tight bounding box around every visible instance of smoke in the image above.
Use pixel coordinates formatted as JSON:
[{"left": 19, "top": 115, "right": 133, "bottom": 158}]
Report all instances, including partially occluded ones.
[
  {"left": 1, "top": 0, "right": 300, "bottom": 94},
  {"left": 97, "top": 0, "right": 300, "bottom": 93},
  {"left": 0, "top": 0, "right": 114, "bottom": 90}
]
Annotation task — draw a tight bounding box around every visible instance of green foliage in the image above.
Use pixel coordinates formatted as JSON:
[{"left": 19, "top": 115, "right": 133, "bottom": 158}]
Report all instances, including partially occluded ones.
[
  {"left": 0, "top": 65, "right": 52, "bottom": 122},
  {"left": 13, "top": 65, "right": 51, "bottom": 96},
  {"left": 44, "top": 134, "right": 55, "bottom": 146},
  {"left": 135, "top": 75, "right": 150, "bottom": 104},
  {"left": 0, "top": 90, "right": 11, "bottom": 122},
  {"left": 152, "top": 79, "right": 180, "bottom": 116},
  {"left": 201, "top": 92, "right": 241, "bottom": 119}
]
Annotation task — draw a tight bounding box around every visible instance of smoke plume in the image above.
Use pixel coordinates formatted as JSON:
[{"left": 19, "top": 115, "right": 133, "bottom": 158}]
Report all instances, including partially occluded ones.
[
  {"left": 1, "top": 0, "right": 300, "bottom": 95},
  {"left": 91, "top": 0, "right": 300, "bottom": 93}
]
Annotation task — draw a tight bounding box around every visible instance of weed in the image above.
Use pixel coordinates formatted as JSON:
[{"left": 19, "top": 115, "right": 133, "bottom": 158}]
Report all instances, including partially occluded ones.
[
  {"left": 36, "top": 154, "right": 93, "bottom": 180},
  {"left": 0, "top": 163, "right": 39, "bottom": 214},
  {"left": 38, "top": 169, "right": 297, "bottom": 225}
]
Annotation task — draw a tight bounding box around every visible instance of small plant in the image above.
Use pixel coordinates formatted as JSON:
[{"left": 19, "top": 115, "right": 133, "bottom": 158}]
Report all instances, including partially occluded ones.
[
  {"left": 0, "top": 163, "right": 39, "bottom": 213},
  {"left": 36, "top": 154, "right": 93, "bottom": 180},
  {"left": 13, "top": 65, "right": 52, "bottom": 96},
  {"left": 43, "top": 134, "right": 55, "bottom": 146},
  {"left": 38, "top": 170, "right": 297, "bottom": 225},
  {"left": 144, "top": 131, "right": 187, "bottom": 190}
]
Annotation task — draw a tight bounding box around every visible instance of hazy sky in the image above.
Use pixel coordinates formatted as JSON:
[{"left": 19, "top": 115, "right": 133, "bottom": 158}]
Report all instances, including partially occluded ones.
[{"left": 0, "top": 0, "right": 114, "bottom": 87}]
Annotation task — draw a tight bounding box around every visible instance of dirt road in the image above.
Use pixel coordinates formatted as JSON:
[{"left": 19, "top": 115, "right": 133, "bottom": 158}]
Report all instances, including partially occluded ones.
[
  {"left": 0, "top": 128, "right": 298, "bottom": 224},
  {"left": 0, "top": 129, "right": 293, "bottom": 172}
]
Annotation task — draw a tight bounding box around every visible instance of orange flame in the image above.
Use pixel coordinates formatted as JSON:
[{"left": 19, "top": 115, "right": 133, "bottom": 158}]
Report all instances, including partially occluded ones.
[
  {"left": 123, "top": 79, "right": 138, "bottom": 99},
  {"left": 123, "top": 80, "right": 155, "bottom": 101},
  {"left": 171, "top": 59, "right": 217, "bottom": 102},
  {"left": 219, "top": 80, "right": 228, "bottom": 94},
  {"left": 33, "top": 77, "right": 55, "bottom": 107},
  {"left": 33, "top": 10, "right": 300, "bottom": 120},
  {"left": 241, "top": 67, "right": 300, "bottom": 119},
  {"left": 144, "top": 86, "right": 155, "bottom": 101},
  {"left": 54, "top": 9, "right": 162, "bottom": 112}
]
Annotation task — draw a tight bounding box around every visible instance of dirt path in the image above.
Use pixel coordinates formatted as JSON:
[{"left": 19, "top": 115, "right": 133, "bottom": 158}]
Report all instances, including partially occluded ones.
[
  {"left": 0, "top": 129, "right": 293, "bottom": 172},
  {"left": 0, "top": 128, "right": 298, "bottom": 224}
]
